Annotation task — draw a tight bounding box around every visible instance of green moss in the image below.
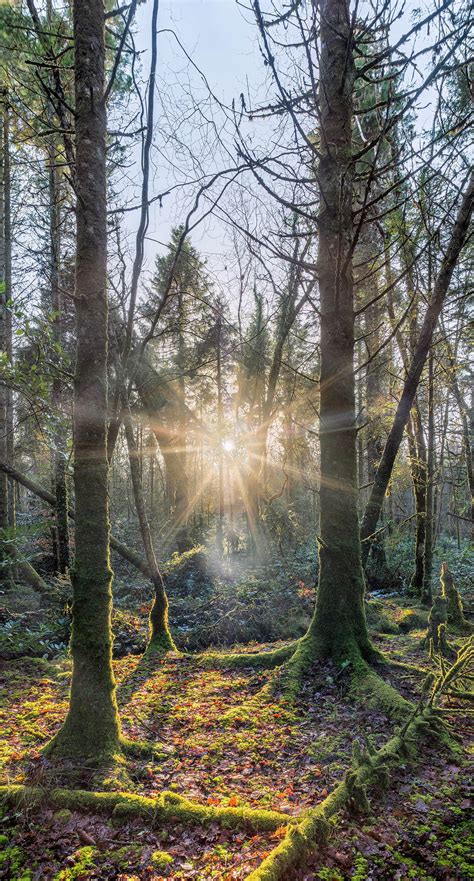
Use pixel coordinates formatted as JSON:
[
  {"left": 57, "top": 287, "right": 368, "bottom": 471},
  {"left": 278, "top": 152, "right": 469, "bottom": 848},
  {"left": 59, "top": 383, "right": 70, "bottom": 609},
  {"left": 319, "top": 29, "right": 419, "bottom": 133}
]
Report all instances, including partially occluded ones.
[
  {"left": 316, "top": 869, "right": 344, "bottom": 881},
  {"left": 52, "top": 809, "right": 72, "bottom": 823},
  {"left": 435, "top": 820, "right": 474, "bottom": 878},
  {"left": 201, "top": 642, "right": 296, "bottom": 671},
  {"left": 365, "top": 601, "right": 399, "bottom": 634},
  {"left": 350, "top": 660, "right": 412, "bottom": 721},
  {"left": 352, "top": 854, "right": 369, "bottom": 880},
  {"left": 54, "top": 847, "right": 97, "bottom": 881},
  {"left": 0, "top": 844, "right": 32, "bottom": 881},
  {"left": 150, "top": 850, "right": 174, "bottom": 871},
  {"left": 0, "top": 786, "right": 289, "bottom": 834},
  {"left": 397, "top": 609, "right": 429, "bottom": 633},
  {"left": 113, "top": 845, "right": 143, "bottom": 868}
]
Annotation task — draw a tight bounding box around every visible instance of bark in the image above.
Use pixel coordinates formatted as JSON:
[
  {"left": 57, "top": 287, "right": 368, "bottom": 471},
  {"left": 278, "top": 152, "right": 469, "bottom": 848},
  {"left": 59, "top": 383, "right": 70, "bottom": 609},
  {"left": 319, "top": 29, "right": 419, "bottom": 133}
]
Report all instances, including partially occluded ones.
[
  {"left": 422, "top": 350, "right": 435, "bottom": 605},
  {"left": 216, "top": 306, "right": 224, "bottom": 554},
  {"left": 48, "top": 0, "right": 120, "bottom": 759},
  {"left": 4, "top": 101, "right": 14, "bottom": 537},
  {"left": 407, "top": 407, "right": 427, "bottom": 596},
  {"left": 364, "top": 279, "right": 390, "bottom": 579},
  {"left": 48, "top": 139, "right": 70, "bottom": 573},
  {"left": 123, "top": 406, "right": 174, "bottom": 651},
  {"left": 445, "top": 341, "right": 473, "bottom": 536},
  {"left": 0, "top": 96, "right": 13, "bottom": 586},
  {"left": 384, "top": 238, "right": 427, "bottom": 596},
  {"left": 305, "top": 0, "right": 371, "bottom": 660},
  {"left": 361, "top": 171, "right": 474, "bottom": 564}
]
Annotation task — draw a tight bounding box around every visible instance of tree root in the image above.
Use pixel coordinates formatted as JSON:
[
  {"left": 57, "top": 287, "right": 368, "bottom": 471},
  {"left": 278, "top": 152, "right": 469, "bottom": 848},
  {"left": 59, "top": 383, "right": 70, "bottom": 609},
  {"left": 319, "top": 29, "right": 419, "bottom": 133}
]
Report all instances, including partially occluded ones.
[
  {"left": 0, "top": 785, "right": 292, "bottom": 834},
  {"left": 199, "top": 642, "right": 297, "bottom": 671},
  {"left": 385, "top": 658, "right": 430, "bottom": 676},
  {"left": 246, "top": 706, "right": 446, "bottom": 881}
]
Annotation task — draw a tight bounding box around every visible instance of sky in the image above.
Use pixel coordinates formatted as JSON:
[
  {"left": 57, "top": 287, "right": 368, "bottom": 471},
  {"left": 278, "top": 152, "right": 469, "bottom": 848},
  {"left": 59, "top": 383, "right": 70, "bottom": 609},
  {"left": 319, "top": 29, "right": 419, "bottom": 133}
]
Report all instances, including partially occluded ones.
[
  {"left": 121, "top": 0, "right": 264, "bottom": 290},
  {"left": 117, "top": 0, "right": 468, "bottom": 307}
]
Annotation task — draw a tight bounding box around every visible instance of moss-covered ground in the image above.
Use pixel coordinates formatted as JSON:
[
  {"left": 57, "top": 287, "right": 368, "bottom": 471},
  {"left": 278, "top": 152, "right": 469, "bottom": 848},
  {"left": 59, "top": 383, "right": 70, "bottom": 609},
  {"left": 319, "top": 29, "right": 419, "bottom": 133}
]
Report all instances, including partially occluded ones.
[{"left": 1, "top": 598, "right": 472, "bottom": 879}]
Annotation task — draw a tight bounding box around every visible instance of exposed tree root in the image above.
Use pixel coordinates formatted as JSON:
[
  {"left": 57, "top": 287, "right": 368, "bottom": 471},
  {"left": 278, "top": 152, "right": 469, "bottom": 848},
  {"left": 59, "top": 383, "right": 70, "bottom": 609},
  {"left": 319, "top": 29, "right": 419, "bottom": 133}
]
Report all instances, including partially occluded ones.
[
  {"left": 0, "top": 785, "right": 292, "bottom": 834},
  {"left": 199, "top": 641, "right": 297, "bottom": 671},
  {"left": 245, "top": 706, "right": 446, "bottom": 881},
  {"left": 385, "top": 658, "right": 429, "bottom": 676}
]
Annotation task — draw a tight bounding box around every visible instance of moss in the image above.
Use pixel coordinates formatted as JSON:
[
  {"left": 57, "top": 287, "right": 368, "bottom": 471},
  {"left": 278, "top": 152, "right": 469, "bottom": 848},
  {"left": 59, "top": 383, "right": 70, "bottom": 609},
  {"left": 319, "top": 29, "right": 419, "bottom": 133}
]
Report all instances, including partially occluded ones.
[
  {"left": 0, "top": 786, "right": 290, "bottom": 834},
  {"left": 54, "top": 847, "right": 97, "bottom": 881},
  {"left": 200, "top": 642, "right": 296, "bottom": 671},
  {"left": 0, "top": 844, "right": 32, "bottom": 881},
  {"left": 113, "top": 845, "right": 143, "bottom": 868},
  {"left": 246, "top": 688, "right": 444, "bottom": 881},
  {"left": 53, "top": 809, "right": 72, "bottom": 823},
  {"left": 440, "top": 562, "right": 471, "bottom": 632},
  {"left": 365, "top": 601, "right": 399, "bottom": 634},
  {"left": 350, "top": 662, "right": 412, "bottom": 721},
  {"left": 397, "top": 609, "right": 429, "bottom": 633},
  {"left": 150, "top": 850, "right": 174, "bottom": 871},
  {"left": 352, "top": 854, "right": 369, "bottom": 880},
  {"left": 435, "top": 819, "right": 474, "bottom": 878}
]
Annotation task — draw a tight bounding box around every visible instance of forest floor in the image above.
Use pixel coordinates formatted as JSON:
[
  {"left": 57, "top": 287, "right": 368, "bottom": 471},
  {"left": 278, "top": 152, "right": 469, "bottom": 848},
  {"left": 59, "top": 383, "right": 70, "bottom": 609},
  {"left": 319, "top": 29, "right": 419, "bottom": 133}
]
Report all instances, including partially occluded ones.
[{"left": 0, "top": 604, "right": 473, "bottom": 880}]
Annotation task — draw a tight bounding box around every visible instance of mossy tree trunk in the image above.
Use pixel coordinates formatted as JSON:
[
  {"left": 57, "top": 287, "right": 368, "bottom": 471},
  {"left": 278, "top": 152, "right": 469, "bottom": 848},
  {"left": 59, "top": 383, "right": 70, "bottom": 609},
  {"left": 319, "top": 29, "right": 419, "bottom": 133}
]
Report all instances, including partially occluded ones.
[
  {"left": 363, "top": 270, "right": 390, "bottom": 581},
  {"left": 0, "top": 94, "right": 13, "bottom": 587},
  {"left": 48, "top": 0, "right": 121, "bottom": 759},
  {"left": 123, "top": 407, "right": 175, "bottom": 652},
  {"left": 304, "top": 0, "right": 372, "bottom": 661},
  {"left": 407, "top": 407, "right": 427, "bottom": 596},
  {"left": 48, "top": 138, "right": 70, "bottom": 574},
  {"left": 422, "top": 349, "right": 435, "bottom": 605}
]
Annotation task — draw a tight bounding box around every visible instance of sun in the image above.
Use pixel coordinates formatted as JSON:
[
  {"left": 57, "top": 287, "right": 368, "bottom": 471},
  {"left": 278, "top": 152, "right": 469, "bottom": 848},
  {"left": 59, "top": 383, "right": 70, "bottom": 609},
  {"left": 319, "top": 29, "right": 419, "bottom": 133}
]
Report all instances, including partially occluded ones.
[{"left": 221, "top": 438, "right": 235, "bottom": 453}]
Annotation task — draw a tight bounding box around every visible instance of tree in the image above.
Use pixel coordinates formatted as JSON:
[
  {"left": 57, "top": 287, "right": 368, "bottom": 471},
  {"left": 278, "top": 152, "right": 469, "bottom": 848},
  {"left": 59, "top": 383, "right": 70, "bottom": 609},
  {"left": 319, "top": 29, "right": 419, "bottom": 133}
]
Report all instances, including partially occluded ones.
[
  {"left": 301, "top": 0, "right": 373, "bottom": 661},
  {"left": 361, "top": 172, "right": 474, "bottom": 566},
  {"left": 48, "top": 0, "right": 121, "bottom": 759}
]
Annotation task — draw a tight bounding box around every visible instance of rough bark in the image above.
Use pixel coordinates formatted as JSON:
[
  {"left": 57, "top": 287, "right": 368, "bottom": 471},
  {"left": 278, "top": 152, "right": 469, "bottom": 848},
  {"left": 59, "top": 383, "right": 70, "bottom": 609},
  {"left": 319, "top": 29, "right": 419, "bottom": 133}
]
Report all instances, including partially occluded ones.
[
  {"left": 0, "top": 96, "right": 12, "bottom": 586},
  {"left": 305, "top": 0, "right": 371, "bottom": 660},
  {"left": 422, "top": 350, "right": 435, "bottom": 605},
  {"left": 48, "top": 138, "right": 70, "bottom": 574},
  {"left": 361, "top": 171, "right": 474, "bottom": 564},
  {"left": 48, "top": 0, "right": 120, "bottom": 759}
]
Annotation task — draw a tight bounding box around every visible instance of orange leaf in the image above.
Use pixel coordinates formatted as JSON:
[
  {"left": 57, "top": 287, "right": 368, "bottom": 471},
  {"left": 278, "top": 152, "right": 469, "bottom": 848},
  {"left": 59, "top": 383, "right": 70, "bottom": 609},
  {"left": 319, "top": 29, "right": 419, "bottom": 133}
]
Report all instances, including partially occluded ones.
[{"left": 270, "top": 826, "right": 288, "bottom": 840}]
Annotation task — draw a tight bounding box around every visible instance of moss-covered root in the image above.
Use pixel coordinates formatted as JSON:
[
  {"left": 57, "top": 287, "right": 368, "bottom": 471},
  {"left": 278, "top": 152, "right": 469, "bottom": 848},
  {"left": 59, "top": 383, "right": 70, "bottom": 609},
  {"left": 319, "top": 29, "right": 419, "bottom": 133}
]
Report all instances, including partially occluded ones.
[
  {"left": 0, "top": 786, "right": 291, "bottom": 835},
  {"left": 246, "top": 709, "right": 444, "bottom": 881},
  {"left": 350, "top": 661, "right": 412, "bottom": 721},
  {"left": 269, "top": 635, "right": 317, "bottom": 701},
  {"left": 199, "top": 641, "right": 297, "bottom": 671}
]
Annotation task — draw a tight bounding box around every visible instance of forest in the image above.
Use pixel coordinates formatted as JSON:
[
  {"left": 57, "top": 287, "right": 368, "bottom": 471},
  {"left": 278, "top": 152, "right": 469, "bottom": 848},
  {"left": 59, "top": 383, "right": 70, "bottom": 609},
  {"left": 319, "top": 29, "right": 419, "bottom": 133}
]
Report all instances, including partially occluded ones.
[{"left": 0, "top": 0, "right": 472, "bottom": 878}]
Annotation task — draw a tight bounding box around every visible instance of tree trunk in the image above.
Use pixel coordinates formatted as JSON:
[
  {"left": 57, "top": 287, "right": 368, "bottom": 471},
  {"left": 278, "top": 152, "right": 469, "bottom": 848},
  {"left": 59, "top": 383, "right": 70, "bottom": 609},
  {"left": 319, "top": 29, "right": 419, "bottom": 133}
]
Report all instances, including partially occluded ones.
[
  {"left": 216, "top": 305, "right": 224, "bottom": 554},
  {"left": 361, "top": 171, "right": 474, "bottom": 564},
  {"left": 305, "top": 0, "right": 371, "bottom": 660},
  {"left": 48, "top": 139, "right": 70, "bottom": 573},
  {"left": 407, "top": 406, "right": 427, "bottom": 596},
  {"left": 4, "top": 101, "right": 14, "bottom": 540},
  {"left": 422, "top": 349, "right": 435, "bottom": 605},
  {"left": 123, "top": 407, "right": 175, "bottom": 652},
  {"left": 0, "top": 95, "right": 13, "bottom": 586},
  {"left": 48, "top": 0, "right": 120, "bottom": 759},
  {"left": 364, "top": 286, "right": 390, "bottom": 580}
]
